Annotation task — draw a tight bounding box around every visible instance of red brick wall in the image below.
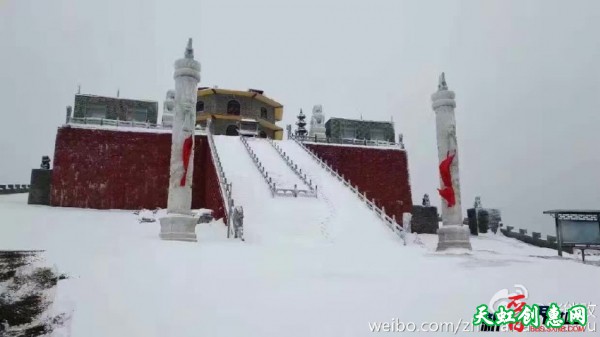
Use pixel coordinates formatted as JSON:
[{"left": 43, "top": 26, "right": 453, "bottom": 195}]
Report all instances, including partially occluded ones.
[
  {"left": 51, "top": 127, "right": 226, "bottom": 221},
  {"left": 305, "top": 143, "right": 413, "bottom": 223},
  {"left": 191, "top": 136, "right": 226, "bottom": 220}
]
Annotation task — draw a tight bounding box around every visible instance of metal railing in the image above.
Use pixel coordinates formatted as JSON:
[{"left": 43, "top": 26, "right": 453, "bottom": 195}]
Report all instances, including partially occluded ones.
[
  {"left": 294, "top": 135, "right": 404, "bottom": 149},
  {"left": 0, "top": 184, "right": 30, "bottom": 195},
  {"left": 206, "top": 120, "right": 242, "bottom": 240},
  {"left": 290, "top": 135, "right": 407, "bottom": 244},
  {"left": 265, "top": 137, "right": 318, "bottom": 197},
  {"left": 239, "top": 136, "right": 317, "bottom": 198}
]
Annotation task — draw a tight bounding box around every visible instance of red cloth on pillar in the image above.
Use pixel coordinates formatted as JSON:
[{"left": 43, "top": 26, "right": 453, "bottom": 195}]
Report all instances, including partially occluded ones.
[
  {"left": 438, "top": 186, "right": 455, "bottom": 207},
  {"left": 437, "top": 151, "right": 456, "bottom": 207},
  {"left": 180, "top": 136, "right": 193, "bottom": 187}
]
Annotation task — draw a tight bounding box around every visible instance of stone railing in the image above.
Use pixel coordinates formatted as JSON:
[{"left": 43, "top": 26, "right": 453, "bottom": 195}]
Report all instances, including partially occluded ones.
[
  {"left": 239, "top": 136, "right": 316, "bottom": 198},
  {"left": 294, "top": 134, "right": 404, "bottom": 149},
  {"left": 0, "top": 184, "right": 30, "bottom": 195},
  {"left": 67, "top": 117, "right": 170, "bottom": 130},
  {"left": 290, "top": 135, "right": 407, "bottom": 244},
  {"left": 500, "top": 226, "right": 567, "bottom": 252},
  {"left": 265, "top": 137, "right": 318, "bottom": 196},
  {"left": 206, "top": 120, "right": 242, "bottom": 240}
]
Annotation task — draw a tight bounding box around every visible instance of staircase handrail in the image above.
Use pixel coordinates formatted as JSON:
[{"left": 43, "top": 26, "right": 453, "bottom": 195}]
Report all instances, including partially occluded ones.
[
  {"left": 265, "top": 137, "right": 318, "bottom": 197},
  {"left": 206, "top": 120, "right": 242, "bottom": 239},
  {"left": 239, "top": 136, "right": 316, "bottom": 198},
  {"left": 290, "top": 134, "right": 406, "bottom": 244}
]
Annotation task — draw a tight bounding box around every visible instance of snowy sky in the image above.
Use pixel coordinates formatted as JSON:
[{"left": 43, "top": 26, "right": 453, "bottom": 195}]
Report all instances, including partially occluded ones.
[{"left": 1, "top": 0, "right": 599, "bottom": 234}]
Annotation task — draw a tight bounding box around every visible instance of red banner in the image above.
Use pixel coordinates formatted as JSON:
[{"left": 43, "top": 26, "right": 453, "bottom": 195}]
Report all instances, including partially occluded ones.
[
  {"left": 437, "top": 151, "right": 456, "bottom": 207},
  {"left": 180, "top": 136, "right": 193, "bottom": 187}
]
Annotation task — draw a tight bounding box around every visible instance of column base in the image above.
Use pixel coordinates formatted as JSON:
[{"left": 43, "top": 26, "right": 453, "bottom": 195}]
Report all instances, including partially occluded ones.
[
  {"left": 436, "top": 225, "right": 472, "bottom": 251},
  {"left": 159, "top": 214, "right": 197, "bottom": 242}
]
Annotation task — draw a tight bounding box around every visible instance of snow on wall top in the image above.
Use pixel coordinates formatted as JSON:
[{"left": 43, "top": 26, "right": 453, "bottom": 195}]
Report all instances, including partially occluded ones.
[
  {"left": 302, "top": 141, "right": 405, "bottom": 151},
  {"left": 62, "top": 123, "right": 173, "bottom": 134}
]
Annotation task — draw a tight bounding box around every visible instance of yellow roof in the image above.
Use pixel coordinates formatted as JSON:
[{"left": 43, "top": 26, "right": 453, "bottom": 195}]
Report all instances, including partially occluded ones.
[{"left": 197, "top": 88, "right": 283, "bottom": 109}]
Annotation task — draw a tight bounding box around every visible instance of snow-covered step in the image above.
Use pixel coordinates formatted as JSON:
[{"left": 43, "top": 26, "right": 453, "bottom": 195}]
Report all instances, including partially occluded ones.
[
  {"left": 212, "top": 135, "right": 328, "bottom": 245},
  {"left": 275, "top": 140, "right": 401, "bottom": 246},
  {"left": 246, "top": 138, "right": 309, "bottom": 190}
]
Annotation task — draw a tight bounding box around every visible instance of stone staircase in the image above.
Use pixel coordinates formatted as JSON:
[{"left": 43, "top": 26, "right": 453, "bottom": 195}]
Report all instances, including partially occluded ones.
[{"left": 239, "top": 136, "right": 317, "bottom": 198}]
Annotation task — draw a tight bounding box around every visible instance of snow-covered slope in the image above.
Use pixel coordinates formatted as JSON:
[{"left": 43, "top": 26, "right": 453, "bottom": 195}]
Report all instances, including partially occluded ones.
[
  {"left": 212, "top": 135, "right": 327, "bottom": 245},
  {"left": 245, "top": 138, "right": 308, "bottom": 189},
  {"left": 275, "top": 139, "right": 401, "bottom": 246},
  {"left": 213, "top": 136, "right": 402, "bottom": 247}
]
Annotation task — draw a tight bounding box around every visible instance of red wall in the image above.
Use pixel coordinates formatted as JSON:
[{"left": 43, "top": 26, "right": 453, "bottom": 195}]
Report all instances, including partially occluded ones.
[
  {"left": 51, "top": 127, "right": 226, "bottom": 221},
  {"left": 50, "top": 127, "right": 411, "bottom": 225},
  {"left": 305, "top": 143, "right": 413, "bottom": 223}
]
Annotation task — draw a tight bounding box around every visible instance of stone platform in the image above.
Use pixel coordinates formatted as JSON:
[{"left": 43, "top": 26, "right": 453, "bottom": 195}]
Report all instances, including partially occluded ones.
[
  {"left": 159, "top": 214, "right": 198, "bottom": 242},
  {"left": 436, "top": 225, "right": 472, "bottom": 251}
]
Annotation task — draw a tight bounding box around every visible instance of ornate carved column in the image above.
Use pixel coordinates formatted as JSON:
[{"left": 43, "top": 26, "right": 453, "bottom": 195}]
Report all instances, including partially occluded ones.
[
  {"left": 431, "top": 73, "right": 472, "bottom": 251},
  {"left": 159, "top": 39, "right": 201, "bottom": 242}
]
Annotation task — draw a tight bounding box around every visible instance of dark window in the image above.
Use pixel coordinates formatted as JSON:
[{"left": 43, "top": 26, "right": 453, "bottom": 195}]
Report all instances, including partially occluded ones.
[
  {"left": 132, "top": 108, "right": 148, "bottom": 122},
  {"left": 227, "top": 100, "right": 241, "bottom": 115},
  {"left": 259, "top": 131, "right": 267, "bottom": 138},
  {"left": 342, "top": 127, "right": 356, "bottom": 139},
  {"left": 370, "top": 129, "right": 385, "bottom": 141},
  {"left": 196, "top": 101, "right": 204, "bottom": 112},
  {"left": 260, "top": 107, "right": 268, "bottom": 119},
  {"left": 226, "top": 124, "right": 239, "bottom": 136},
  {"left": 86, "top": 104, "right": 107, "bottom": 118}
]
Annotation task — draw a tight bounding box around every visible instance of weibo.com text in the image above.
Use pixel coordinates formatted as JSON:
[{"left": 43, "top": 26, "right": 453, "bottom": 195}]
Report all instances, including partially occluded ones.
[{"left": 368, "top": 318, "right": 595, "bottom": 333}]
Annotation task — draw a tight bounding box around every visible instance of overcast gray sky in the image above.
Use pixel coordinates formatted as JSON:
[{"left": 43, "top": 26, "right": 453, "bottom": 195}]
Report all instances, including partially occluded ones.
[{"left": 1, "top": 0, "right": 599, "bottom": 234}]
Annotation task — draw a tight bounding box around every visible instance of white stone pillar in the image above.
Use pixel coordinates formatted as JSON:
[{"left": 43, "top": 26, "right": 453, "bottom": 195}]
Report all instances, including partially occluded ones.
[
  {"left": 431, "top": 73, "right": 471, "bottom": 251},
  {"left": 160, "top": 39, "right": 201, "bottom": 242}
]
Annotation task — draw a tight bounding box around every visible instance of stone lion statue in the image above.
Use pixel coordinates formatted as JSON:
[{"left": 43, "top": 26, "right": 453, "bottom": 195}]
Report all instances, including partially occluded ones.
[
  {"left": 162, "top": 90, "right": 176, "bottom": 127},
  {"left": 309, "top": 105, "right": 326, "bottom": 138},
  {"left": 233, "top": 206, "right": 245, "bottom": 241}
]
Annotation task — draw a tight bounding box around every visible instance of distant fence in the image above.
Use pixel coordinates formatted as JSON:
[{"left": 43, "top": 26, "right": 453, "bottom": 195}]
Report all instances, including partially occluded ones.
[
  {"left": 500, "top": 226, "right": 571, "bottom": 253},
  {"left": 0, "top": 184, "right": 30, "bottom": 194},
  {"left": 294, "top": 135, "right": 404, "bottom": 149}
]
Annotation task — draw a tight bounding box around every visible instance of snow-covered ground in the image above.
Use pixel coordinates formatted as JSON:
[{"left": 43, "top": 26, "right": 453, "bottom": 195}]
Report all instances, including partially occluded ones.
[
  {"left": 2, "top": 193, "right": 600, "bottom": 336},
  {"left": 2, "top": 139, "right": 600, "bottom": 336}
]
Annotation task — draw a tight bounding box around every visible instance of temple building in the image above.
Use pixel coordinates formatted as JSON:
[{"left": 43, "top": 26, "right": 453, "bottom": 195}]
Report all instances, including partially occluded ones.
[
  {"left": 70, "top": 94, "right": 159, "bottom": 124},
  {"left": 325, "top": 118, "right": 395, "bottom": 142},
  {"left": 195, "top": 88, "right": 284, "bottom": 140}
]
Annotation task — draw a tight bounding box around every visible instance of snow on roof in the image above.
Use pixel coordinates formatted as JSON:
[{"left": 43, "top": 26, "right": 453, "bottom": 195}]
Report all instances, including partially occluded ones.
[
  {"left": 543, "top": 210, "right": 600, "bottom": 214},
  {"left": 197, "top": 88, "right": 283, "bottom": 108},
  {"left": 240, "top": 118, "right": 258, "bottom": 122},
  {"left": 326, "top": 117, "right": 394, "bottom": 125},
  {"left": 76, "top": 94, "right": 157, "bottom": 104}
]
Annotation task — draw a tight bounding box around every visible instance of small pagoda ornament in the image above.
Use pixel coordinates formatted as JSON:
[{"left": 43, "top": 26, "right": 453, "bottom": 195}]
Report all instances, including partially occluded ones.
[{"left": 295, "top": 109, "right": 307, "bottom": 138}]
